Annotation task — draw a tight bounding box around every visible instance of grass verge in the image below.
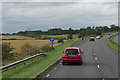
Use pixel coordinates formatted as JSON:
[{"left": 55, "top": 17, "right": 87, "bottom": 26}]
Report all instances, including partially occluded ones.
[
  {"left": 0, "top": 74, "right": 2, "bottom": 80},
  {"left": 2, "top": 36, "right": 89, "bottom": 78},
  {"left": 106, "top": 33, "right": 120, "bottom": 53}
]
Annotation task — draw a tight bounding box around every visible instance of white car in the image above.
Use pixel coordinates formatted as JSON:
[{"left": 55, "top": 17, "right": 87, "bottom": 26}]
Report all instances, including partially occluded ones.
[
  {"left": 96, "top": 36, "right": 100, "bottom": 39},
  {"left": 90, "top": 37, "right": 95, "bottom": 41}
]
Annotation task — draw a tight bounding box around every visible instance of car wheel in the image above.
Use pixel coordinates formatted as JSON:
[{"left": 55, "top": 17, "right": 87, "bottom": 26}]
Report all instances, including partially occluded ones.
[
  {"left": 79, "top": 61, "right": 83, "bottom": 65},
  {"left": 62, "top": 62, "right": 65, "bottom": 65}
]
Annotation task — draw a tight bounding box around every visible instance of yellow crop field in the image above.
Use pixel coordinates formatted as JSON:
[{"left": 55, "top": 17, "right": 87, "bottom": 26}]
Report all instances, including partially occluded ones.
[
  {"left": 1, "top": 35, "right": 36, "bottom": 40},
  {"left": 2, "top": 40, "right": 58, "bottom": 65},
  {"left": 2, "top": 40, "right": 57, "bottom": 53}
]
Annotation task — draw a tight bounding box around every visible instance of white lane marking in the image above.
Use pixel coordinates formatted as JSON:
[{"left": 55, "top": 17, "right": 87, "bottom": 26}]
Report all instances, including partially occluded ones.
[
  {"left": 94, "top": 53, "right": 95, "bottom": 56},
  {"left": 54, "top": 68, "right": 57, "bottom": 70},
  {"left": 95, "top": 57, "right": 97, "bottom": 60},
  {"left": 97, "top": 65, "right": 100, "bottom": 68},
  {"left": 102, "top": 79, "right": 105, "bottom": 80},
  {"left": 46, "top": 74, "right": 50, "bottom": 77}
]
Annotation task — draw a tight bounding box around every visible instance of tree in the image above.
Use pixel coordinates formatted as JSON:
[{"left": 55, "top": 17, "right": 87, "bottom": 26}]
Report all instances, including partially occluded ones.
[{"left": 110, "top": 24, "right": 119, "bottom": 31}]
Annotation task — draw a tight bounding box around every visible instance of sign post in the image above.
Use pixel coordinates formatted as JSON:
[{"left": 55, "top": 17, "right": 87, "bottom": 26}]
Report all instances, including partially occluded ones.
[{"left": 50, "top": 37, "right": 54, "bottom": 49}]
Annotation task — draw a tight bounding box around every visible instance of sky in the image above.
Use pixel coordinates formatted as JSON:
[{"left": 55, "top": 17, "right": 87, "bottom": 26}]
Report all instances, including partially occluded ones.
[{"left": 1, "top": 0, "right": 119, "bottom": 33}]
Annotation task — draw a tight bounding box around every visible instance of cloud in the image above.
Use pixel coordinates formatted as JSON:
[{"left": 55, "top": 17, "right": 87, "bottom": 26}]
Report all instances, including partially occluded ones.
[
  {"left": 2, "top": 2, "right": 118, "bottom": 33},
  {"left": 2, "top": 0, "right": 120, "bottom": 2}
]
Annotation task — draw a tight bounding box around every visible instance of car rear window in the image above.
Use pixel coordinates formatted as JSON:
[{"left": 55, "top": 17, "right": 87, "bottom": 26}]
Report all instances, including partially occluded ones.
[{"left": 66, "top": 49, "right": 78, "bottom": 55}]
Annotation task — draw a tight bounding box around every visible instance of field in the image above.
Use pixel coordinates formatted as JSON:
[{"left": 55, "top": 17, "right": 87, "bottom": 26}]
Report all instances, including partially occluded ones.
[
  {"left": 41, "top": 34, "right": 79, "bottom": 39},
  {"left": 3, "top": 40, "right": 57, "bottom": 52},
  {"left": 1, "top": 35, "right": 36, "bottom": 40},
  {"left": 2, "top": 40, "right": 58, "bottom": 64}
]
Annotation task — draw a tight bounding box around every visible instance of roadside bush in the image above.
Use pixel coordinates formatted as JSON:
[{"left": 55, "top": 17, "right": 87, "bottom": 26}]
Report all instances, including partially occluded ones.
[
  {"left": 58, "top": 38, "right": 64, "bottom": 43},
  {"left": 78, "top": 34, "right": 82, "bottom": 38},
  {"left": 67, "top": 34, "right": 73, "bottom": 39},
  {"left": 2, "top": 43, "right": 15, "bottom": 61},
  {"left": 40, "top": 44, "right": 51, "bottom": 52}
]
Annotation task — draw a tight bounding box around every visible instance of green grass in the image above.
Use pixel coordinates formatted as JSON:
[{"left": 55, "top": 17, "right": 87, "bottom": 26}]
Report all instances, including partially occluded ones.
[
  {"left": 2, "top": 36, "right": 89, "bottom": 78},
  {"left": 0, "top": 74, "right": 2, "bottom": 80},
  {"left": 106, "top": 33, "right": 120, "bottom": 52}
]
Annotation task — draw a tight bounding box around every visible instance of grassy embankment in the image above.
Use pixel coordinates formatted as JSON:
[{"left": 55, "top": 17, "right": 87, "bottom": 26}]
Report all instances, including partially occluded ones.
[
  {"left": 106, "top": 33, "right": 120, "bottom": 52},
  {"left": 2, "top": 36, "right": 89, "bottom": 78}
]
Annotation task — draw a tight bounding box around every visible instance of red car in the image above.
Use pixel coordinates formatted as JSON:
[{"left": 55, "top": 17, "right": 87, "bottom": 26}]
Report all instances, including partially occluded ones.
[
  {"left": 100, "top": 35, "right": 103, "bottom": 38},
  {"left": 62, "top": 47, "right": 83, "bottom": 65}
]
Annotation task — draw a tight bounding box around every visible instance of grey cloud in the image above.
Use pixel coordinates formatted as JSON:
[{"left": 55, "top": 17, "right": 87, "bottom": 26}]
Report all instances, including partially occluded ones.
[{"left": 2, "top": 2, "right": 118, "bottom": 33}]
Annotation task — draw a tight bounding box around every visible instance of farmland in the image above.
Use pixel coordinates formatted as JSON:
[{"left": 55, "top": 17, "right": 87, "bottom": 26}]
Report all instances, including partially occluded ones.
[
  {"left": 41, "top": 34, "right": 79, "bottom": 39},
  {"left": 1, "top": 35, "right": 36, "bottom": 40},
  {"left": 2, "top": 35, "right": 60, "bottom": 65}
]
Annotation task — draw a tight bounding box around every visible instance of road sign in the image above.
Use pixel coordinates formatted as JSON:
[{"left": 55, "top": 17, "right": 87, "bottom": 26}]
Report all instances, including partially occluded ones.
[
  {"left": 50, "top": 37, "right": 54, "bottom": 42},
  {"left": 50, "top": 37, "right": 54, "bottom": 49}
]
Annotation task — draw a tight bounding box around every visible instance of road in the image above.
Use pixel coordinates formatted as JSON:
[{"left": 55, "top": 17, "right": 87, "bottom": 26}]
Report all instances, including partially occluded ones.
[
  {"left": 38, "top": 35, "right": 118, "bottom": 79},
  {"left": 113, "top": 34, "right": 120, "bottom": 45}
]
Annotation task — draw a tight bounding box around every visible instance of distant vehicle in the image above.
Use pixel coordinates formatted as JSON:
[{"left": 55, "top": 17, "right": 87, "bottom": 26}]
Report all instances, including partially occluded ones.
[
  {"left": 100, "top": 35, "right": 103, "bottom": 38},
  {"left": 62, "top": 47, "right": 83, "bottom": 65},
  {"left": 89, "top": 36, "right": 95, "bottom": 41},
  {"left": 96, "top": 36, "right": 100, "bottom": 39}
]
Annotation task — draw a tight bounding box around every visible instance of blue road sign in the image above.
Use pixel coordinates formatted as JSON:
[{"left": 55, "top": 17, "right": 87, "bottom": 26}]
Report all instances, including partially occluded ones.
[{"left": 50, "top": 37, "right": 54, "bottom": 42}]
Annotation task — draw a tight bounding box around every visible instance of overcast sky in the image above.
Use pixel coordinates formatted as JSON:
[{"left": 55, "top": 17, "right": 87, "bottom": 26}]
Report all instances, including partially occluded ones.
[{"left": 2, "top": 0, "right": 119, "bottom": 33}]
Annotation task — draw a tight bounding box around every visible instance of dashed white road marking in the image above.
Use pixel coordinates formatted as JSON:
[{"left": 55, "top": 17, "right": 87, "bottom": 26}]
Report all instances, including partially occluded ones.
[
  {"left": 97, "top": 65, "right": 100, "bottom": 68},
  {"left": 94, "top": 53, "right": 95, "bottom": 56},
  {"left": 54, "top": 68, "right": 57, "bottom": 70},
  {"left": 46, "top": 74, "right": 50, "bottom": 77},
  {"left": 102, "top": 79, "right": 105, "bottom": 80},
  {"left": 95, "top": 57, "right": 97, "bottom": 60}
]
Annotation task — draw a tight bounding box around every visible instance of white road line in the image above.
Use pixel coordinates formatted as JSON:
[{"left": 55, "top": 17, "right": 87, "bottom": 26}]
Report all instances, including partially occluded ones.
[
  {"left": 46, "top": 74, "right": 50, "bottom": 77},
  {"left": 94, "top": 53, "right": 95, "bottom": 56},
  {"left": 95, "top": 57, "right": 97, "bottom": 60},
  {"left": 54, "top": 68, "right": 57, "bottom": 70},
  {"left": 97, "top": 65, "right": 100, "bottom": 68},
  {"left": 102, "top": 79, "right": 105, "bottom": 80}
]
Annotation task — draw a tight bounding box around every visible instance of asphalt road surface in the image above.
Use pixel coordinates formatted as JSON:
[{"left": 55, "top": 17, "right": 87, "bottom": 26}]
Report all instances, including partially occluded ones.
[
  {"left": 113, "top": 34, "right": 120, "bottom": 45},
  {"left": 39, "top": 35, "right": 118, "bottom": 79}
]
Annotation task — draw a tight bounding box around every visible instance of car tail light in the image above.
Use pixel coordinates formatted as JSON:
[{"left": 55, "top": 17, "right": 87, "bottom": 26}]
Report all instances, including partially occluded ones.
[
  {"left": 77, "top": 54, "right": 81, "bottom": 56},
  {"left": 63, "top": 54, "right": 66, "bottom": 56}
]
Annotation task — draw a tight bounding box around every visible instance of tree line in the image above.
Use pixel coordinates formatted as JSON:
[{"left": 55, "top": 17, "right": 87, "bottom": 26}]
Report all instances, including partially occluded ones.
[{"left": 2, "top": 24, "right": 119, "bottom": 38}]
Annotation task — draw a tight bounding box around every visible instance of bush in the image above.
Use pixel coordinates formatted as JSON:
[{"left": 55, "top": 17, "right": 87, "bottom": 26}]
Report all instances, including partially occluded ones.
[
  {"left": 2, "top": 43, "right": 15, "bottom": 61},
  {"left": 67, "top": 34, "right": 73, "bottom": 39},
  {"left": 78, "top": 34, "right": 82, "bottom": 38},
  {"left": 58, "top": 38, "right": 64, "bottom": 43}
]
